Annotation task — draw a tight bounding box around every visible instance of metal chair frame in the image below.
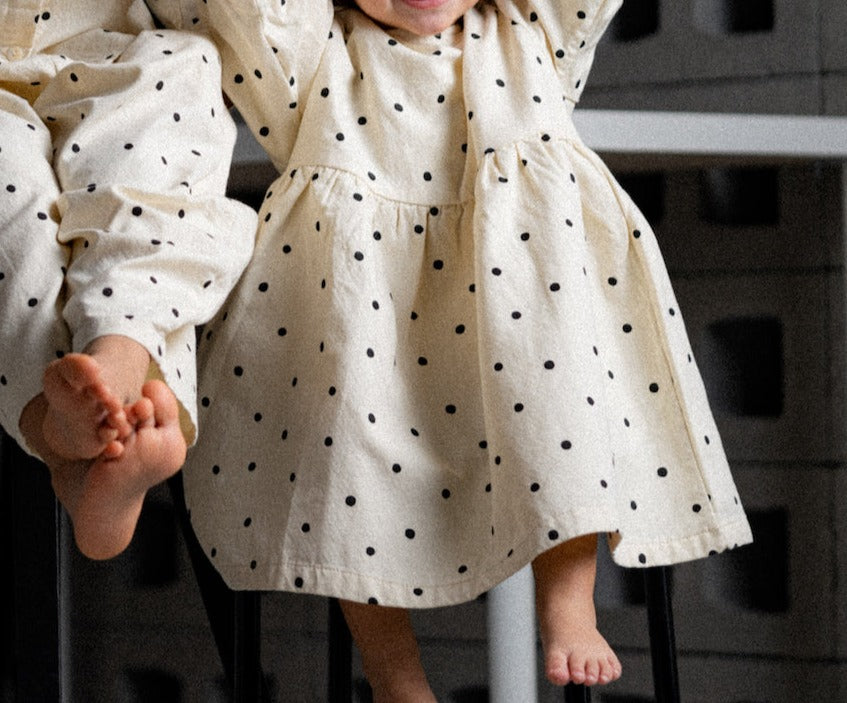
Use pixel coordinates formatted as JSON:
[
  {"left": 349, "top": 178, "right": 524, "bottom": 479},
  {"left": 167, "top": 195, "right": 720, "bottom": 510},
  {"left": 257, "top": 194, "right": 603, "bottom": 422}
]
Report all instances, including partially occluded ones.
[{"left": 221, "top": 561, "right": 680, "bottom": 703}]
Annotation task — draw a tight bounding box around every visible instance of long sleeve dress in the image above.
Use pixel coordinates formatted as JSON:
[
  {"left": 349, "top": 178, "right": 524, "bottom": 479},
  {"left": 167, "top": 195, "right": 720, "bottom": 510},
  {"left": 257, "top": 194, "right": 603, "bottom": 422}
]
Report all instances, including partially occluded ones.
[
  {"left": 184, "top": 0, "right": 753, "bottom": 608},
  {"left": 0, "top": 0, "right": 256, "bottom": 451}
]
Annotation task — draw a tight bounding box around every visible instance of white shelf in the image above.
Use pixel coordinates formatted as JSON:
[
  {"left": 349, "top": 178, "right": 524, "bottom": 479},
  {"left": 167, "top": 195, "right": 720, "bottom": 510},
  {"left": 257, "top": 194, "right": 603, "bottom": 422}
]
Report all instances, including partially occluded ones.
[
  {"left": 573, "top": 110, "right": 847, "bottom": 162},
  {"left": 234, "top": 111, "right": 847, "bottom": 168}
]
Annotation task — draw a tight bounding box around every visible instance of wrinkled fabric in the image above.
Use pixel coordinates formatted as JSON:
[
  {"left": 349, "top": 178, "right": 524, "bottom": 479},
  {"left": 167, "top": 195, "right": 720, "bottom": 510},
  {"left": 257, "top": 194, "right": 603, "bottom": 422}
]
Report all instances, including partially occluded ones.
[
  {"left": 184, "top": 0, "right": 752, "bottom": 607},
  {"left": 0, "top": 1, "right": 257, "bottom": 451}
]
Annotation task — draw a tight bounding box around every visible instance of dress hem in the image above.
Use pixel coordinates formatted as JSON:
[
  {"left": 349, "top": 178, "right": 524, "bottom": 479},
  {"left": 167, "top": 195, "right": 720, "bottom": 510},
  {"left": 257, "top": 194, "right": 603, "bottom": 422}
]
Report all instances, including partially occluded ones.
[{"left": 204, "top": 516, "right": 753, "bottom": 609}]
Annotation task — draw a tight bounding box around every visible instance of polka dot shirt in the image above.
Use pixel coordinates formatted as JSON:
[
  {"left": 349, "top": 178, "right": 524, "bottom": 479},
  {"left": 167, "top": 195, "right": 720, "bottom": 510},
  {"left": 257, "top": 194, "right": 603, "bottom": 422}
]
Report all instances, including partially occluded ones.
[
  {"left": 0, "top": 1, "right": 257, "bottom": 452},
  {"left": 184, "top": 0, "right": 752, "bottom": 607}
]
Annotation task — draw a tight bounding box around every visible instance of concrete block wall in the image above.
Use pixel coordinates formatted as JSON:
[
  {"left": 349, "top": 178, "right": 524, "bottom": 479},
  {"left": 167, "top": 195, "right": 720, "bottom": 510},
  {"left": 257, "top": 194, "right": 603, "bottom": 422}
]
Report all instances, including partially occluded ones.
[
  {"left": 62, "top": 486, "right": 229, "bottom": 703},
  {"left": 592, "top": 0, "right": 820, "bottom": 83},
  {"left": 588, "top": 157, "right": 846, "bottom": 702},
  {"left": 836, "top": 469, "right": 847, "bottom": 662},
  {"left": 822, "top": 0, "right": 847, "bottom": 73},
  {"left": 582, "top": 0, "right": 843, "bottom": 117},
  {"left": 677, "top": 657, "right": 845, "bottom": 703},
  {"left": 675, "top": 466, "right": 837, "bottom": 659},
  {"left": 608, "top": 165, "right": 845, "bottom": 464},
  {"left": 826, "top": 74, "right": 847, "bottom": 116}
]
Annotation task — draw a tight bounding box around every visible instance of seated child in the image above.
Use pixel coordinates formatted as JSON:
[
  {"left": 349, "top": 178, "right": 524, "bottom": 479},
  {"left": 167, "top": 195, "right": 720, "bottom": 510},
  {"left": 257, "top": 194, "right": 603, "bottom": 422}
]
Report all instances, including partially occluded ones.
[{"left": 183, "top": 0, "right": 753, "bottom": 698}]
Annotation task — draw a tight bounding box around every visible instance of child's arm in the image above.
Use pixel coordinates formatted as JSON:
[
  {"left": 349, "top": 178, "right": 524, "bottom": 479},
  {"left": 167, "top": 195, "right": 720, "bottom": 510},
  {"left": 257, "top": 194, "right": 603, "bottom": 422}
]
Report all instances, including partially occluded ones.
[
  {"left": 36, "top": 29, "right": 257, "bottom": 447},
  {"left": 495, "top": 0, "right": 622, "bottom": 104},
  {"left": 201, "top": 0, "right": 335, "bottom": 170}
]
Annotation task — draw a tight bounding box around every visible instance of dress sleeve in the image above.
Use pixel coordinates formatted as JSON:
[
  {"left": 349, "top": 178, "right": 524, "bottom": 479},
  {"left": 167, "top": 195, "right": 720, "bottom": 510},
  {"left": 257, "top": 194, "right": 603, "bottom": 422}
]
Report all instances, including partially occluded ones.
[
  {"left": 202, "top": 0, "right": 335, "bottom": 171},
  {"left": 0, "top": 95, "right": 71, "bottom": 455},
  {"left": 495, "top": 0, "right": 622, "bottom": 103},
  {"left": 34, "top": 29, "right": 258, "bottom": 444}
]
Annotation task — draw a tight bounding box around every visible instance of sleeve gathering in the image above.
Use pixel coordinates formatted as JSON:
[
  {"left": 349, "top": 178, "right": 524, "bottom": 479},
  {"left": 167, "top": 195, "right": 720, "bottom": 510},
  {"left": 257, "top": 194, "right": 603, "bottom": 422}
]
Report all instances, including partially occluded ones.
[
  {"left": 34, "top": 28, "right": 258, "bottom": 443},
  {"left": 204, "top": 0, "right": 335, "bottom": 171},
  {"left": 494, "top": 0, "right": 622, "bottom": 103}
]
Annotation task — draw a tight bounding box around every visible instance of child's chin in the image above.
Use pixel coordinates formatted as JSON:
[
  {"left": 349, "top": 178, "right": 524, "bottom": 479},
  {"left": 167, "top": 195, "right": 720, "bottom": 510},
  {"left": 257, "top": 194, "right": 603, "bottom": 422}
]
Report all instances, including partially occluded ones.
[{"left": 401, "top": 16, "right": 456, "bottom": 35}]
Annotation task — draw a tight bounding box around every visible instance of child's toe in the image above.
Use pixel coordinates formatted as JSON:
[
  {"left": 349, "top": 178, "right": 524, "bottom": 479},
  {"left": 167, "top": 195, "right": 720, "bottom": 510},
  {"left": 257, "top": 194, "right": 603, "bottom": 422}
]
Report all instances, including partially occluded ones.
[
  {"left": 142, "top": 380, "right": 179, "bottom": 426},
  {"left": 545, "top": 653, "right": 569, "bottom": 686},
  {"left": 583, "top": 658, "right": 600, "bottom": 685},
  {"left": 566, "top": 656, "right": 585, "bottom": 685}
]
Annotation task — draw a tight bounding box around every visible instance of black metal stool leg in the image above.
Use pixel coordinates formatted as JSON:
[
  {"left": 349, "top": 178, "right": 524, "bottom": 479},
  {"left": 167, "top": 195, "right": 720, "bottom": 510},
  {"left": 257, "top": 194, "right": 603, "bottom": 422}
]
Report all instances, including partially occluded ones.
[
  {"left": 233, "top": 591, "right": 262, "bottom": 703},
  {"left": 644, "top": 566, "right": 680, "bottom": 703},
  {"left": 563, "top": 567, "right": 680, "bottom": 703},
  {"left": 564, "top": 683, "right": 591, "bottom": 702},
  {"left": 328, "top": 598, "right": 353, "bottom": 703},
  {"left": 1, "top": 433, "right": 61, "bottom": 701}
]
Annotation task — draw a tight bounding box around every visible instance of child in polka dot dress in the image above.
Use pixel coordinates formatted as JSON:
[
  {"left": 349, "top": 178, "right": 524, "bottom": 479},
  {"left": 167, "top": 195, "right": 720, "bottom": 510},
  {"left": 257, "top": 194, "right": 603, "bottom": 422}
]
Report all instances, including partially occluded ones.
[
  {"left": 0, "top": 1, "right": 256, "bottom": 559},
  {"left": 188, "top": 0, "right": 753, "bottom": 696}
]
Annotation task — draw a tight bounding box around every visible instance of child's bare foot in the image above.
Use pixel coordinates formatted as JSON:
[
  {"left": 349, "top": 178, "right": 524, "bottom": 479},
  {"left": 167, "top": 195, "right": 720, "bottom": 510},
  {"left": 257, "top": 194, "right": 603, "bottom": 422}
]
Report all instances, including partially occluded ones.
[
  {"left": 533, "top": 536, "right": 622, "bottom": 687},
  {"left": 42, "top": 353, "right": 129, "bottom": 460},
  {"left": 340, "top": 601, "right": 437, "bottom": 703},
  {"left": 64, "top": 379, "right": 187, "bottom": 559},
  {"left": 537, "top": 601, "right": 621, "bottom": 686}
]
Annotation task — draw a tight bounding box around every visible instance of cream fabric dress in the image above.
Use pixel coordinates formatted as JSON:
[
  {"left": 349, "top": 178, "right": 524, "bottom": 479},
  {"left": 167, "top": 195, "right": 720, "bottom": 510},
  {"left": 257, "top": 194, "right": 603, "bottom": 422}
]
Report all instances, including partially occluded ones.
[
  {"left": 185, "top": 0, "right": 753, "bottom": 607},
  {"left": 0, "top": 0, "right": 256, "bottom": 451}
]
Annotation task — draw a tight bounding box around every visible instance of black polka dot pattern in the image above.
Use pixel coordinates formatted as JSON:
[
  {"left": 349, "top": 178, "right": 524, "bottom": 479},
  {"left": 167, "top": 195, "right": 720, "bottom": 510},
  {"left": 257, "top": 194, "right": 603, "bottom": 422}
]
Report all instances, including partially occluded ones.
[
  {"left": 0, "top": 15, "right": 256, "bottom": 455},
  {"left": 181, "top": 0, "right": 752, "bottom": 607},
  {"left": 0, "top": 105, "right": 73, "bottom": 445}
]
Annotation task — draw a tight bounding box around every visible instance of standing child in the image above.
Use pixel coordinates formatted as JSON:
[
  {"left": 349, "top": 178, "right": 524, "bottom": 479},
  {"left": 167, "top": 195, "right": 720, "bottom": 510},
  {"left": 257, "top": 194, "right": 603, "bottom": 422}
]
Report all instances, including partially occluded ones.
[
  {"left": 0, "top": 0, "right": 256, "bottom": 559},
  {"left": 187, "top": 0, "right": 753, "bottom": 697}
]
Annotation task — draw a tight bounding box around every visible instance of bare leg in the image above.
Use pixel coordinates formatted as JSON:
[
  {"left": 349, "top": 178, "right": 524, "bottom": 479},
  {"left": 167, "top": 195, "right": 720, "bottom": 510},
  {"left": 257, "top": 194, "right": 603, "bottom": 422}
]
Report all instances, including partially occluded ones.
[
  {"left": 42, "top": 335, "right": 150, "bottom": 459},
  {"left": 340, "top": 600, "right": 437, "bottom": 703},
  {"left": 532, "top": 535, "right": 622, "bottom": 687}
]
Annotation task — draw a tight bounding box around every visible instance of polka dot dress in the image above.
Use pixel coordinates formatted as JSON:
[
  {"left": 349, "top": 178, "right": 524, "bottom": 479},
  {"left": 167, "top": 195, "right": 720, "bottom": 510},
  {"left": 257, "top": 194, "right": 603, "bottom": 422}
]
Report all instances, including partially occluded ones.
[
  {"left": 187, "top": 0, "right": 753, "bottom": 607},
  {"left": 0, "top": 2, "right": 256, "bottom": 452}
]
